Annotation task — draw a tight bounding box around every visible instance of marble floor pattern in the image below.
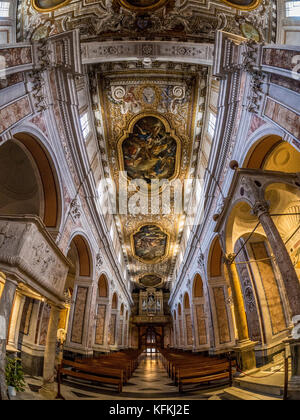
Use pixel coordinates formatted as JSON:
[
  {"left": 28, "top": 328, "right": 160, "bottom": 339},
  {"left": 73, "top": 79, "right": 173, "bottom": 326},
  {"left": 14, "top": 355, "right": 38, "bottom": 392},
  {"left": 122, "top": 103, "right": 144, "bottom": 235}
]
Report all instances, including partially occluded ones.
[{"left": 13, "top": 355, "right": 226, "bottom": 400}]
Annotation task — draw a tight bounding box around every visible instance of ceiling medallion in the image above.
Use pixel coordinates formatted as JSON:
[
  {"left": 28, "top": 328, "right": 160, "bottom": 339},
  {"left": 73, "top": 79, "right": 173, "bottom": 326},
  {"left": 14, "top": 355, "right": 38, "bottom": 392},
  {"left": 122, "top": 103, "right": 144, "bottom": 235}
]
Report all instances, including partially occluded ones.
[
  {"left": 118, "top": 0, "right": 169, "bottom": 13},
  {"left": 31, "top": 0, "right": 71, "bottom": 12},
  {"left": 139, "top": 274, "right": 162, "bottom": 287},
  {"left": 220, "top": 0, "right": 262, "bottom": 10},
  {"left": 131, "top": 224, "right": 170, "bottom": 264},
  {"left": 118, "top": 113, "right": 181, "bottom": 185},
  {"left": 240, "top": 22, "right": 261, "bottom": 42}
]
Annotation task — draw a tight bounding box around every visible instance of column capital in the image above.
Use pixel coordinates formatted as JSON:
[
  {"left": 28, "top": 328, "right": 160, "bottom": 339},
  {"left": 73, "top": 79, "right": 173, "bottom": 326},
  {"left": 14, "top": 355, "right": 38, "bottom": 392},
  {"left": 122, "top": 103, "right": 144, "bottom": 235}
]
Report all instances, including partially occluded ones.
[
  {"left": 45, "top": 300, "right": 64, "bottom": 311},
  {"left": 251, "top": 200, "right": 270, "bottom": 218},
  {"left": 224, "top": 253, "right": 236, "bottom": 265},
  {"left": 2, "top": 274, "right": 19, "bottom": 287}
]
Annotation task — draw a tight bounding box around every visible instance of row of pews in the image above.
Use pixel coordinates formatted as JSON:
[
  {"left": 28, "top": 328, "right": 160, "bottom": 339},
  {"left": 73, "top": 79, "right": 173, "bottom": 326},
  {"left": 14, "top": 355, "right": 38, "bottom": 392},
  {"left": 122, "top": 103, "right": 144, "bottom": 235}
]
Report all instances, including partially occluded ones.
[
  {"left": 161, "top": 349, "right": 235, "bottom": 393},
  {"left": 56, "top": 349, "right": 142, "bottom": 398}
]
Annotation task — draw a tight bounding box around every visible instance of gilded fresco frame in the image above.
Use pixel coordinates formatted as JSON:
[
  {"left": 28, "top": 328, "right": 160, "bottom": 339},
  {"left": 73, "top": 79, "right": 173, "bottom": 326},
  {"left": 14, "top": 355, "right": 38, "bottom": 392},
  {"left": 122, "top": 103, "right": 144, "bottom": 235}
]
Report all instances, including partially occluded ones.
[
  {"left": 131, "top": 223, "right": 170, "bottom": 264},
  {"left": 117, "top": 112, "right": 182, "bottom": 186},
  {"left": 220, "top": 0, "right": 262, "bottom": 10},
  {"left": 118, "top": 0, "right": 169, "bottom": 13},
  {"left": 31, "top": 0, "right": 72, "bottom": 13},
  {"left": 139, "top": 273, "right": 163, "bottom": 287}
]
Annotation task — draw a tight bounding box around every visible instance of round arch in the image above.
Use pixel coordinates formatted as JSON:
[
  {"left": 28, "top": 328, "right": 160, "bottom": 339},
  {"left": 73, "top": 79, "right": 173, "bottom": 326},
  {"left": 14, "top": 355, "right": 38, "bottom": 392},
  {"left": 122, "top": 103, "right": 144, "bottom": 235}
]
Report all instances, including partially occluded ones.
[
  {"left": 98, "top": 274, "right": 109, "bottom": 298},
  {"left": 12, "top": 132, "right": 62, "bottom": 229},
  {"left": 184, "top": 292, "right": 190, "bottom": 309},
  {"left": 112, "top": 292, "right": 118, "bottom": 310},
  {"left": 208, "top": 236, "right": 223, "bottom": 279},
  {"left": 193, "top": 273, "right": 204, "bottom": 298},
  {"left": 243, "top": 134, "right": 283, "bottom": 169},
  {"left": 68, "top": 234, "right": 93, "bottom": 277}
]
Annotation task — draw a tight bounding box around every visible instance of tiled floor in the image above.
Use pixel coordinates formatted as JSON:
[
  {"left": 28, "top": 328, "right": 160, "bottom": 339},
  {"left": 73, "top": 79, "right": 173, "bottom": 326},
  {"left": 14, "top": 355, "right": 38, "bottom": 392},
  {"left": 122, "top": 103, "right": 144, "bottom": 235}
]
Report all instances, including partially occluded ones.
[{"left": 14, "top": 354, "right": 225, "bottom": 400}]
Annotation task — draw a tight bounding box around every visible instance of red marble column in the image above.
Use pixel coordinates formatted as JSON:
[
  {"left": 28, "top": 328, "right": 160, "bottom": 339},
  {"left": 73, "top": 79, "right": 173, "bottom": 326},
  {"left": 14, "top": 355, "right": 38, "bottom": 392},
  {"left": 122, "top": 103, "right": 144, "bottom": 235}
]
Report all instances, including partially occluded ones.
[
  {"left": 253, "top": 201, "right": 300, "bottom": 318},
  {"left": 0, "top": 277, "right": 18, "bottom": 400}
]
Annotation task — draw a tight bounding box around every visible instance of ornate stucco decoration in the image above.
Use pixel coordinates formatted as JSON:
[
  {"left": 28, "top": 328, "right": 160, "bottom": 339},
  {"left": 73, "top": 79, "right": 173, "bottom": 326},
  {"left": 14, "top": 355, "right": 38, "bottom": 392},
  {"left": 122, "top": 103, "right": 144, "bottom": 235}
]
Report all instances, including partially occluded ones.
[
  {"left": 70, "top": 198, "right": 81, "bottom": 221},
  {"left": 96, "top": 252, "right": 104, "bottom": 271},
  {"left": 17, "top": 0, "right": 276, "bottom": 43}
]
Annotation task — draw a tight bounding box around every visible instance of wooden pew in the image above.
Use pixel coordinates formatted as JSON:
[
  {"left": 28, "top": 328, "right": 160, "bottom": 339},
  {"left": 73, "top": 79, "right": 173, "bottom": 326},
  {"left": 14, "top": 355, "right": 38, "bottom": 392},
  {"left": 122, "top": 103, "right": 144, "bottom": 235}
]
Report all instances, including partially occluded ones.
[
  {"left": 56, "top": 359, "right": 124, "bottom": 398},
  {"left": 160, "top": 349, "right": 234, "bottom": 393}
]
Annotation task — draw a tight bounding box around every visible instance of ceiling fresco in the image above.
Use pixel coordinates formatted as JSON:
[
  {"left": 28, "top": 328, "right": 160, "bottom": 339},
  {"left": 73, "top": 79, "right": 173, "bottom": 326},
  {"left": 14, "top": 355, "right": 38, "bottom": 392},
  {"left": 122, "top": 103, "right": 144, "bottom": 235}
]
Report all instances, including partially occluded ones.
[
  {"left": 132, "top": 225, "right": 169, "bottom": 263},
  {"left": 93, "top": 63, "right": 207, "bottom": 283},
  {"left": 120, "top": 115, "right": 179, "bottom": 183},
  {"left": 31, "top": 0, "right": 71, "bottom": 12},
  {"left": 17, "top": 0, "right": 276, "bottom": 43},
  {"left": 15, "top": 0, "right": 277, "bottom": 286},
  {"left": 220, "top": 0, "right": 262, "bottom": 10},
  {"left": 139, "top": 274, "right": 162, "bottom": 287}
]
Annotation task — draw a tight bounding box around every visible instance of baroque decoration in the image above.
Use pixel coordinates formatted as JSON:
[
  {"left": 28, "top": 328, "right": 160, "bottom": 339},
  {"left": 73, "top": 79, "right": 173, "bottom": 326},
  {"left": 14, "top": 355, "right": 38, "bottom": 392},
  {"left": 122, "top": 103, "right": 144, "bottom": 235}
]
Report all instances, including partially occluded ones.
[
  {"left": 220, "top": 0, "right": 262, "bottom": 10},
  {"left": 31, "top": 0, "right": 71, "bottom": 12},
  {"left": 17, "top": 0, "right": 276, "bottom": 44},
  {"left": 95, "top": 63, "right": 204, "bottom": 282},
  {"left": 139, "top": 274, "right": 162, "bottom": 287},
  {"left": 132, "top": 225, "right": 169, "bottom": 264},
  {"left": 120, "top": 115, "right": 179, "bottom": 183}
]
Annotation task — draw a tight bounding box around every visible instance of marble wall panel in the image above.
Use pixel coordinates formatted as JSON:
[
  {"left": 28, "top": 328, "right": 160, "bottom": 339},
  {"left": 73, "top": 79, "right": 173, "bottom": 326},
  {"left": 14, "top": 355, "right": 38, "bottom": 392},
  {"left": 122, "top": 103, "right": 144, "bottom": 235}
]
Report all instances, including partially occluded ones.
[
  {"left": 264, "top": 98, "right": 300, "bottom": 139},
  {"left": 0, "top": 96, "right": 31, "bottom": 134},
  {"left": 195, "top": 304, "right": 207, "bottom": 345},
  {"left": 71, "top": 286, "right": 88, "bottom": 344},
  {"left": 39, "top": 303, "right": 51, "bottom": 346},
  {"left": 108, "top": 314, "right": 116, "bottom": 346},
  {"left": 213, "top": 287, "right": 231, "bottom": 344},
  {"left": 185, "top": 313, "right": 193, "bottom": 346},
  {"left": 95, "top": 304, "right": 106, "bottom": 345},
  {"left": 251, "top": 242, "right": 287, "bottom": 335}
]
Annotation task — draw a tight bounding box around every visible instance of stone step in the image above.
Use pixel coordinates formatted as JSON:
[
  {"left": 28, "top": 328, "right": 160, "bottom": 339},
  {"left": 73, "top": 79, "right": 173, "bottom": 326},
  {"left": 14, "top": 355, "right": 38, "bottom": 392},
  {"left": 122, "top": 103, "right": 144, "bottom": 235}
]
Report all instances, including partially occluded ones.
[
  {"left": 234, "top": 373, "right": 284, "bottom": 397},
  {"left": 223, "top": 387, "right": 282, "bottom": 401}
]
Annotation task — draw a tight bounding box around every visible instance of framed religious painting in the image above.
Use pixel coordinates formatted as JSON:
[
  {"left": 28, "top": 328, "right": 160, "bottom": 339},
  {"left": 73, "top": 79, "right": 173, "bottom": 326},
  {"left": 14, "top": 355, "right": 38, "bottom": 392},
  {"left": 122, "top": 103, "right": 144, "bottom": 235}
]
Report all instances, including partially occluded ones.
[
  {"left": 118, "top": 0, "right": 169, "bottom": 12},
  {"left": 31, "top": 0, "right": 72, "bottom": 13},
  {"left": 220, "top": 0, "right": 262, "bottom": 10}
]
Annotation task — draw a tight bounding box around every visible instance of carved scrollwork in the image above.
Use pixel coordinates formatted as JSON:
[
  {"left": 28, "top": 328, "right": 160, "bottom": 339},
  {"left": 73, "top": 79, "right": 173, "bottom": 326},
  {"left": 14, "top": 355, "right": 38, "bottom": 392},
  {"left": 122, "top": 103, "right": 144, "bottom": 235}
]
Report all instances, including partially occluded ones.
[
  {"left": 70, "top": 199, "right": 81, "bottom": 220},
  {"left": 96, "top": 252, "right": 103, "bottom": 271},
  {"left": 197, "top": 253, "right": 205, "bottom": 268}
]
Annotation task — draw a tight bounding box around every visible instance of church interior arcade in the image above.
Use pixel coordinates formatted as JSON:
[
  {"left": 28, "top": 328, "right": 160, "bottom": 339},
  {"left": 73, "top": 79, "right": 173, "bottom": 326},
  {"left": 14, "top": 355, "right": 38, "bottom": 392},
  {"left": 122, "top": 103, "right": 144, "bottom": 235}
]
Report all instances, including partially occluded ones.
[{"left": 0, "top": 0, "right": 299, "bottom": 402}]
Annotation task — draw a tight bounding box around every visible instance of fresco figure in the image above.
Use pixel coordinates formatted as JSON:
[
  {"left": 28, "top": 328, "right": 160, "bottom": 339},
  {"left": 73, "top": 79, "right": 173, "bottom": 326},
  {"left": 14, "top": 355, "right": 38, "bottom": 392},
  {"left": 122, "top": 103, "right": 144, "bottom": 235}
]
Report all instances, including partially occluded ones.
[
  {"left": 122, "top": 116, "right": 177, "bottom": 183},
  {"left": 134, "top": 225, "right": 167, "bottom": 261}
]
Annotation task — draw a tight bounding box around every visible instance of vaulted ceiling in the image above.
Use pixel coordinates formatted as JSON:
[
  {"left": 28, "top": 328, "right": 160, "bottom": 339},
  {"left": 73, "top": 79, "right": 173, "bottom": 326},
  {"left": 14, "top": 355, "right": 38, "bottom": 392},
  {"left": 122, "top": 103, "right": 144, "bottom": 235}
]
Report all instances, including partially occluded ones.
[
  {"left": 91, "top": 62, "right": 208, "bottom": 285},
  {"left": 16, "top": 0, "right": 277, "bottom": 287}
]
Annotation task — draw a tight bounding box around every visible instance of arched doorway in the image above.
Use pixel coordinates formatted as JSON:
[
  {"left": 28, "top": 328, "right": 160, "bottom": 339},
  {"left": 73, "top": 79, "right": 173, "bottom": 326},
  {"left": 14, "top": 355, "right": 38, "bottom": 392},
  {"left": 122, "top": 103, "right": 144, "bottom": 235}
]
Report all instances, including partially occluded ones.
[
  {"left": 192, "top": 274, "right": 208, "bottom": 348},
  {"left": 108, "top": 292, "right": 118, "bottom": 347},
  {"left": 65, "top": 234, "right": 93, "bottom": 353},
  {"left": 94, "top": 274, "right": 109, "bottom": 348},
  {"left": 183, "top": 292, "right": 193, "bottom": 347},
  {"left": 208, "top": 237, "right": 234, "bottom": 350}
]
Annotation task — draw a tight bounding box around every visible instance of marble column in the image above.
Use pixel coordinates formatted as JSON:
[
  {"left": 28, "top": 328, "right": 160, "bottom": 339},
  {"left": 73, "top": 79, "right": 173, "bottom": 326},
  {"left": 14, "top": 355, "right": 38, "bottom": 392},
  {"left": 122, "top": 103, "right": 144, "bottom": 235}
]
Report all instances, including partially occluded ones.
[
  {"left": 252, "top": 200, "right": 300, "bottom": 398},
  {"left": 252, "top": 200, "right": 300, "bottom": 318},
  {"left": 225, "top": 255, "right": 257, "bottom": 371},
  {"left": 287, "top": 337, "right": 300, "bottom": 400},
  {"left": 0, "top": 277, "right": 18, "bottom": 400},
  {"left": 7, "top": 291, "right": 25, "bottom": 350},
  {"left": 39, "top": 303, "right": 61, "bottom": 399}
]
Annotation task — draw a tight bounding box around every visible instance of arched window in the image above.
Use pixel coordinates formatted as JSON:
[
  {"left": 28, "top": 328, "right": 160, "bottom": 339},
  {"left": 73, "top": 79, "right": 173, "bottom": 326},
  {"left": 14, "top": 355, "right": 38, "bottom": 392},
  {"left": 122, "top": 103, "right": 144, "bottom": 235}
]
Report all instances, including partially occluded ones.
[
  {"left": 98, "top": 274, "right": 108, "bottom": 298},
  {"left": 193, "top": 274, "right": 204, "bottom": 298}
]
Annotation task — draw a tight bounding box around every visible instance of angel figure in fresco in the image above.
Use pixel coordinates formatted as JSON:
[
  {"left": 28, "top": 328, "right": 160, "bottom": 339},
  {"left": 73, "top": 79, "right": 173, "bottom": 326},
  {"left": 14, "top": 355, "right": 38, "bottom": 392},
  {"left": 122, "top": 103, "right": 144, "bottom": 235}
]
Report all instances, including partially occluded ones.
[
  {"left": 134, "top": 225, "right": 167, "bottom": 260},
  {"left": 122, "top": 116, "right": 177, "bottom": 182},
  {"left": 121, "top": 87, "right": 142, "bottom": 115}
]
